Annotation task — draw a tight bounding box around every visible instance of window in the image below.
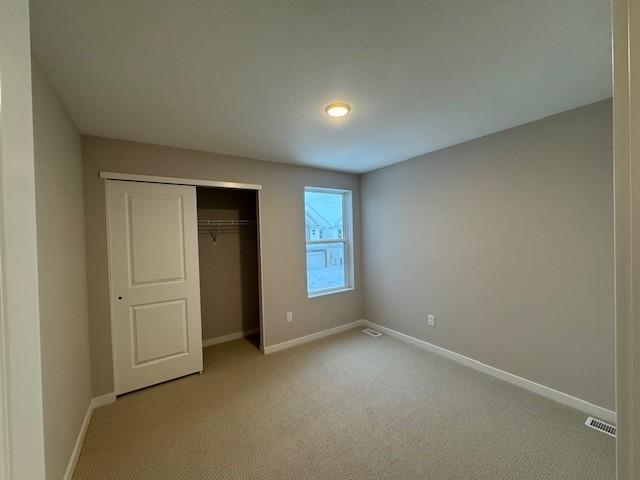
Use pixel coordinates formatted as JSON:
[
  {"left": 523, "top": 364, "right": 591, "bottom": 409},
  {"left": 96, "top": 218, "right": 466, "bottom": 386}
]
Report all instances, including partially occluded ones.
[{"left": 304, "top": 187, "right": 354, "bottom": 297}]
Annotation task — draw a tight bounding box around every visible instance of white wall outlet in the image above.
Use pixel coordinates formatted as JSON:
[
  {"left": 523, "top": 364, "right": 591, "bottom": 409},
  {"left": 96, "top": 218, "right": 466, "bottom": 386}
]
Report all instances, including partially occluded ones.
[
  {"left": 427, "top": 314, "right": 436, "bottom": 327},
  {"left": 286, "top": 311, "right": 293, "bottom": 322}
]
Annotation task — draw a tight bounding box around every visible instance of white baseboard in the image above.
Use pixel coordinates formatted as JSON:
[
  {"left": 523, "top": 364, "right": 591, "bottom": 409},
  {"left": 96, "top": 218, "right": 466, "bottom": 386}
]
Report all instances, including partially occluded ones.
[
  {"left": 361, "top": 319, "right": 616, "bottom": 424},
  {"left": 62, "top": 400, "right": 93, "bottom": 480},
  {"left": 264, "top": 320, "right": 362, "bottom": 354},
  {"left": 63, "top": 392, "right": 116, "bottom": 480},
  {"left": 91, "top": 392, "right": 116, "bottom": 409},
  {"left": 203, "top": 328, "right": 259, "bottom": 347}
]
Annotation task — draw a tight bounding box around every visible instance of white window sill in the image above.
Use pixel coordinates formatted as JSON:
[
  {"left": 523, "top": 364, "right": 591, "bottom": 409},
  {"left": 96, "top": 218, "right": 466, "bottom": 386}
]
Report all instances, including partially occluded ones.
[{"left": 307, "top": 287, "right": 354, "bottom": 299}]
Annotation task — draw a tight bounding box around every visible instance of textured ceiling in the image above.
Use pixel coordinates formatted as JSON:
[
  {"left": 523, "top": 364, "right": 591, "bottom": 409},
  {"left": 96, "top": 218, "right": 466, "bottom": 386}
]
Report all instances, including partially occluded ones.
[{"left": 30, "top": 0, "right": 612, "bottom": 173}]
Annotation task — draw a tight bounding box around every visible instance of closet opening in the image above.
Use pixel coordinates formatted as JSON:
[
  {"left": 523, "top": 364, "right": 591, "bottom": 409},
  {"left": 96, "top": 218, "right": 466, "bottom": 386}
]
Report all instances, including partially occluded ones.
[{"left": 196, "top": 186, "right": 262, "bottom": 351}]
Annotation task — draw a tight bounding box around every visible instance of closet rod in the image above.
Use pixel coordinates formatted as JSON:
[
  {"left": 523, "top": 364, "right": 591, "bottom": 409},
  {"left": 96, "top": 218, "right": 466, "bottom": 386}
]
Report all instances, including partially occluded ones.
[
  {"left": 197, "top": 219, "right": 255, "bottom": 245},
  {"left": 197, "top": 219, "right": 255, "bottom": 226}
]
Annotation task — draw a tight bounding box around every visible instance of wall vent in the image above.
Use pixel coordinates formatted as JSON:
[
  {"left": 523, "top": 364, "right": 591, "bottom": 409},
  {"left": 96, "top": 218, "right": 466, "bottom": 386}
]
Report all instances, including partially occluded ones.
[
  {"left": 585, "top": 417, "right": 616, "bottom": 438},
  {"left": 362, "top": 328, "right": 382, "bottom": 338}
]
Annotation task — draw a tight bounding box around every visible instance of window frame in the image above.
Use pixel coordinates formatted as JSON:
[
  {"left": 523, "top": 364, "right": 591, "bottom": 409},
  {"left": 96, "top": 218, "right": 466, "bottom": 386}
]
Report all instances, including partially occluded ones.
[{"left": 304, "top": 186, "right": 354, "bottom": 298}]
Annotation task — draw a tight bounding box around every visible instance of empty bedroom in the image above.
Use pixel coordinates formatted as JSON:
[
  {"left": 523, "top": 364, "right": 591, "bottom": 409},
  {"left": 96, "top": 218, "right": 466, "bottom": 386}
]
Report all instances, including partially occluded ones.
[{"left": 3, "top": 0, "right": 639, "bottom": 479}]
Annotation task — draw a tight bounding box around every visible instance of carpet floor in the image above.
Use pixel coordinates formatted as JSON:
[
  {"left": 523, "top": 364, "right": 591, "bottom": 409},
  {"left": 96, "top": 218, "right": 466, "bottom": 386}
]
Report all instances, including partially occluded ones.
[{"left": 74, "top": 328, "right": 615, "bottom": 479}]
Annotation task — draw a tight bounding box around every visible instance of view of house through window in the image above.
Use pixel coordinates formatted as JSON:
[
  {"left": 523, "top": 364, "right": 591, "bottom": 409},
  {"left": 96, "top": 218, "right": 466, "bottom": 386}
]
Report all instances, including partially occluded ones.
[{"left": 304, "top": 187, "right": 353, "bottom": 296}]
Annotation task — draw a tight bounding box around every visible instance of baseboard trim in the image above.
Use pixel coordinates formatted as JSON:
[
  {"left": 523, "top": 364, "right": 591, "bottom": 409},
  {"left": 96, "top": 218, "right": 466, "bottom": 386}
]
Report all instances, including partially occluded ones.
[
  {"left": 92, "top": 392, "right": 116, "bottom": 408},
  {"left": 264, "top": 320, "right": 362, "bottom": 354},
  {"left": 361, "top": 319, "right": 616, "bottom": 424},
  {"left": 63, "top": 392, "right": 116, "bottom": 480},
  {"left": 62, "top": 400, "right": 93, "bottom": 480},
  {"left": 203, "top": 328, "right": 260, "bottom": 347}
]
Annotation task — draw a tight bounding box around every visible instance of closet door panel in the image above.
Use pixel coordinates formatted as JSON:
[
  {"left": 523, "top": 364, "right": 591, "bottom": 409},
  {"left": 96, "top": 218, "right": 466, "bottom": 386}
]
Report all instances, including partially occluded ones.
[
  {"left": 127, "top": 193, "right": 186, "bottom": 286},
  {"left": 131, "top": 299, "right": 188, "bottom": 365},
  {"left": 107, "top": 180, "right": 203, "bottom": 395}
]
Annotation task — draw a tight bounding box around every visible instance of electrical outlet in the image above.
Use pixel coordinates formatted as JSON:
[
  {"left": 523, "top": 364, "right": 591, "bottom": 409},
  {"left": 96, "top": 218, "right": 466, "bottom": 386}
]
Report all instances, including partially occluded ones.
[
  {"left": 286, "top": 312, "right": 293, "bottom": 322},
  {"left": 427, "top": 314, "right": 436, "bottom": 327}
]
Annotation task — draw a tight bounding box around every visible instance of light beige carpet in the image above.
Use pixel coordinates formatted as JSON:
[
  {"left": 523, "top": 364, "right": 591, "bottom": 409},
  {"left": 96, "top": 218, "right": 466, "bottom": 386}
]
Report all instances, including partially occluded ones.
[{"left": 74, "top": 328, "right": 615, "bottom": 479}]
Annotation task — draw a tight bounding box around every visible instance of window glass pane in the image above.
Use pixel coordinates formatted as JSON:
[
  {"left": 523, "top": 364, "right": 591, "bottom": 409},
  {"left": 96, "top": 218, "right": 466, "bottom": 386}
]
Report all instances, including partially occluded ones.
[
  {"left": 305, "top": 191, "right": 344, "bottom": 241},
  {"left": 306, "top": 242, "right": 346, "bottom": 293}
]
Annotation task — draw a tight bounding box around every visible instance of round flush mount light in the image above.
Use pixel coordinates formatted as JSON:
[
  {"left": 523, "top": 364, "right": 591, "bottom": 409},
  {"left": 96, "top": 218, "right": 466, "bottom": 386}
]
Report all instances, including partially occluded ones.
[{"left": 325, "top": 102, "right": 351, "bottom": 117}]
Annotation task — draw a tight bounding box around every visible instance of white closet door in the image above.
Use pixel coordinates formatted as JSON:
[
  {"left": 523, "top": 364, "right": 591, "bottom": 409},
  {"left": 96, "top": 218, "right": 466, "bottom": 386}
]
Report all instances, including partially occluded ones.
[{"left": 106, "top": 180, "right": 203, "bottom": 395}]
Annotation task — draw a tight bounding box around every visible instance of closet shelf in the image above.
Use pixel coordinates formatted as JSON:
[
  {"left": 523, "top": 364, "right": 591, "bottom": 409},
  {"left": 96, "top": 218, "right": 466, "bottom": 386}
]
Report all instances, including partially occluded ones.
[
  {"left": 197, "top": 219, "right": 255, "bottom": 244},
  {"left": 197, "top": 220, "right": 255, "bottom": 226}
]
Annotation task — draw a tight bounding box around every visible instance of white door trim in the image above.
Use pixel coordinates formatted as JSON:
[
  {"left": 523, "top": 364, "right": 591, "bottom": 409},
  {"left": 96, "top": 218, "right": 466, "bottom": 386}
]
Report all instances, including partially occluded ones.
[
  {"left": 613, "top": 0, "right": 639, "bottom": 477},
  {"left": 256, "top": 190, "right": 266, "bottom": 352},
  {"left": 0, "top": 221, "right": 10, "bottom": 480},
  {"left": 100, "top": 171, "right": 262, "bottom": 191},
  {"left": 0, "top": 0, "right": 47, "bottom": 476}
]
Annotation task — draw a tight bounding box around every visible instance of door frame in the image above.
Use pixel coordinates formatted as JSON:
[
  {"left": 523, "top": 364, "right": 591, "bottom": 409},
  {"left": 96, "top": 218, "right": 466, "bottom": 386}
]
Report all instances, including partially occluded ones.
[
  {"left": 100, "top": 172, "right": 267, "bottom": 376},
  {"left": 613, "top": 0, "right": 639, "bottom": 477},
  {"left": 0, "top": 0, "right": 47, "bottom": 476},
  {"left": 100, "top": 171, "right": 262, "bottom": 192}
]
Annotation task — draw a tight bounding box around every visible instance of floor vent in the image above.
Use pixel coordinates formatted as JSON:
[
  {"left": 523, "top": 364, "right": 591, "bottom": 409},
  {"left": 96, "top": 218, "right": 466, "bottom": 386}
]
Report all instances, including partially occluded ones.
[
  {"left": 362, "top": 328, "right": 382, "bottom": 338},
  {"left": 585, "top": 417, "right": 616, "bottom": 438}
]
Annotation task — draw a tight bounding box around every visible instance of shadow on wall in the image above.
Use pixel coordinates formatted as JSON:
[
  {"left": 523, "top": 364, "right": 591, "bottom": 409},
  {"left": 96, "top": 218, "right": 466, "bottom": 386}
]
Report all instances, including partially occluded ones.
[{"left": 196, "top": 187, "right": 259, "bottom": 341}]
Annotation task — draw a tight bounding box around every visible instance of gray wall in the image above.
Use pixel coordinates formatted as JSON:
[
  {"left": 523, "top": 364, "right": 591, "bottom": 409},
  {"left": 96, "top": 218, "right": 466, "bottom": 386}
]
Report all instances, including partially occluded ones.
[
  {"left": 197, "top": 188, "right": 259, "bottom": 340},
  {"left": 32, "top": 57, "right": 93, "bottom": 480},
  {"left": 361, "top": 100, "right": 614, "bottom": 410},
  {"left": 83, "top": 136, "right": 362, "bottom": 396}
]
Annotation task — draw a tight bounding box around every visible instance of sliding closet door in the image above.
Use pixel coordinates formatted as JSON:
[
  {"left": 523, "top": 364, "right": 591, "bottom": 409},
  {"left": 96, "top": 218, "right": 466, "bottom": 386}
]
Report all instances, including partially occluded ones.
[{"left": 106, "top": 180, "right": 203, "bottom": 395}]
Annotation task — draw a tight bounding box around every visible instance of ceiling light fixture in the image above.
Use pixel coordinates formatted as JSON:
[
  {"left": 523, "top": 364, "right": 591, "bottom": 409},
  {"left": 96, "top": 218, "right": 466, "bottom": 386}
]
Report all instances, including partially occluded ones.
[{"left": 325, "top": 103, "right": 351, "bottom": 117}]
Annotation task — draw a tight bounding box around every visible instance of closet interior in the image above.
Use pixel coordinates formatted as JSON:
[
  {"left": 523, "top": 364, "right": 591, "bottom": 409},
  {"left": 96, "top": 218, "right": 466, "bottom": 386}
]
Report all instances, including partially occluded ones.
[{"left": 196, "top": 187, "right": 261, "bottom": 349}]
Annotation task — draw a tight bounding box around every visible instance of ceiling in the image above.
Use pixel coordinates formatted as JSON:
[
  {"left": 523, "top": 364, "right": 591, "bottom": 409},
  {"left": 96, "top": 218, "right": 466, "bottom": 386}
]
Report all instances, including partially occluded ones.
[{"left": 30, "top": 0, "right": 612, "bottom": 173}]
